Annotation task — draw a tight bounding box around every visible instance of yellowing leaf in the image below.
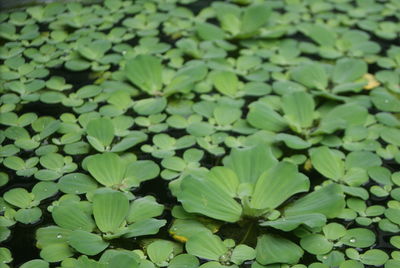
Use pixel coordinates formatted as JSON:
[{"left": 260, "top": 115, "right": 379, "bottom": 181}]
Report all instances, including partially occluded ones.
[{"left": 363, "top": 73, "right": 380, "bottom": 90}]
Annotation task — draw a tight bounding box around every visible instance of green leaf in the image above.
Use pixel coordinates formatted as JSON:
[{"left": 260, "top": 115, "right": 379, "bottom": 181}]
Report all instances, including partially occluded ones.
[
  {"left": 0, "top": 172, "right": 9, "bottom": 187},
  {"left": 127, "top": 196, "right": 164, "bottom": 223},
  {"left": 34, "top": 167, "right": 63, "bottom": 181},
  {"left": 251, "top": 162, "right": 309, "bottom": 210},
  {"left": 52, "top": 202, "right": 95, "bottom": 232},
  {"left": 323, "top": 223, "right": 347, "bottom": 240},
  {"left": 15, "top": 207, "right": 42, "bottom": 224},
  {"left": 124, "top": 218, "right": 166, "bottom": 238},
  {"left": 40, "top": 243, "right": 73, "bottom": 263},
  {"left": 390, "top": 236, "right": 400, "bottom": 249},
  {"left": 300, "top": 234, "right": 333, "bottom": 255},
  {"left": 318, "top": 104, "right": 368, "bottom": 134},
  {"left": 46, "top": 76, "right": 72, "bottom": 91},
  {"left": 231, "top": 245, "right": 256, "bottom": 265},
  {"left": 78, "top": 40, "right": 111, "bottom": 61},
  {"left": 86, "top": 153, "right": 126, "bottom": 187},
  {"left": 125, "top": 55, "right": 163, "bottom": 94},
  {"left": 186, "top": 232, "right": 228, "bottom": 261},
  {"left": 147, "top": 240, "right": 175, "bottom": 267},
  {"left": 125, "top": 160, "right": 160, "bottom": 187},
  {"left": 240, "top": 4, "right": 270, "bottom": 35},
  {"left": 0, "top": 247, "right": 11, "bottom": 264},
  {"left": 212, "top": 3, "right": 241, "bottom": 36},
  {"left": 214, "top": 106, "right": 241, "bottom": 126},
  {"left": 333, "top": 58, "right": 367, "bottom": 84},
  {"left": 133, "top": 97, "right": 167, "bottom": 115},
  {"left": 198, "top": 262, "right": 225, "bottom": 268},
  {"left": 385, "top": 260, "right": 400, "bottom": 268},
  {"left": 169, "top": 254, "right": 199, "bottom": 268},
  {"left": 261, "top": 213, "right": 326, "bottom": 231},
  {"left": 104, "top": 251, "right": 140, "bottom": 268},
  {"left": 247, "top": 101, "right": 287, "bottom": 131},
  {"left": 339, "top": 228, "right": 375, "bottom": 248},
  {"left": 223, "top": 145, "right": 278, "bottom": 185},
  {"left": 302, "top": 24, "right": 336, "bottom": 46},
  {"left": 208, "top": 167, "right": 239, "bottom": 198},
  {"left": 164, "top": 62, "right": 208, "bottom": 96},
  {"left": 276, "top": 133, "right": 311, "bottom": 149},
  {"left": 339, "top": 260, "right": 363, "bottom": 268},
  {"left": 69, "top": 230, "right": 109, "bottom": 255},
  {"left": 32, "top": 181, "right": 58, "bottom": 202},
  {"left": 380, "top": 127, "right": 400, "bottom": 146},
  {"left": 36, "top": 226, "right": 71, "bottom": 247},
  {"left": 65, "top": 59, "right": 90, "bottom": 71},
  {"left": 39, "top": 153, "right": 63, "bottom": 170},
  {"left": 58, "top": 173, "right": 98, "bottom": 194},
  {"left": 20, "top": 259, "right": 50, "bottom": 268},
  {"left": 345, "top": 151, "right": 382, "bottom": 170},
  {"left": 4, "top": 188, "right": 33, "bottom": 208},
  {"left": 178, "top": 173, "right": 242, "bottom": 223},
  {"left": 92, "top": 188, "right": 129, "bottom": 233},
  {"left": 196, "top": 22, "right": 225, "bottom": 41},
  {"left": 3, "top": 156, "right": 25, "bottom": 170},
  {"left": 169, "top": 219, "right": 212, "bottom": 240},
  {"left": 371, "top": 88, "right": 400, "bottom": 112},
  {"left": 368, "top": 166, "right": 392, "bottom": 185},
  {"left": 75, "top": 255, "right": 107, "bottom": 268},
  {"left": 284, "top": 183, "right": 345, "bottom": 218},
  {"left": 0, "top": 226, "right": 10, "bottom": 243},
  {"left": 211, "top": 71, "right": 239, "bottom": 98},
  {"left": 291, "top": 63, "right": 328, "bottom": 90},
  {"left": 385, "top": 208, "right": 400, "bottom": 225},
  {"left": 360, "top": 249, "right": 389, "bottom": 266},
  {"left": 0, "top": 23, "right": 17, "bottom": 40},
  {"left": 256, "top": 234, "right": 303, "bottom": 265},
  {"left": 86, "top": 118, "right": 115, "bottom": 151},
  {"left": 111, "top": 132, "right": 147, "bottom": 152},
  {"left": 187, "top": 122, "right": 214, "bottom": 137},
  {"left": 282, "top": 91, "right": 315, "bottom": 131},
  {"left": 310, "top": 147, "right": 345, "bottom": 181}
]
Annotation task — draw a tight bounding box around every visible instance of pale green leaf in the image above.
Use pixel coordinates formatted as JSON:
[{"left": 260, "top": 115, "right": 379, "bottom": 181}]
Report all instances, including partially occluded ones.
[
  {"left": 86, "top": 153, "right": 126, "bottom": 187},
  {"left": 223, "top": 145, "right": 278, "bottom": 185},
  {"left": 310, "top": 147, "right": 344, "bottom": 181},
  {"left": 92, "top": 188, "right": 129, "bottom": 233},
  {"left": 291, "top": 63, "right": 328, "bottom": 90},
  {"left": 333, "top": 58, "right": 367, "bottom": 84},
  {"left": 251, "top": 162, "right": 309, "bottom": 210},
  {"left": 211, "top": 71, "right": 238, "bottom": 98},
  {"left": 284, "top": 183, "right": 345, "bottom": 218},
  {"left": 256, "top": 234, "right": 303, "bottom": 265},
  {"left": 186, "top": 232, "right": 228, "bottom": 261},
  {"left": 179, "top": 174, "right": 242, "bottom": 223},
  {"left": 86, "top": 118, "right": 115, "bottom": 150},
  {"left": 125, "top": 55, "right": 163, "bottom": 94},
  {"left": 282, "top": 91, "right": 315, "bottom": 130},
  {"left": 69, "top": 230, "right": 109, "bottom": 255}
]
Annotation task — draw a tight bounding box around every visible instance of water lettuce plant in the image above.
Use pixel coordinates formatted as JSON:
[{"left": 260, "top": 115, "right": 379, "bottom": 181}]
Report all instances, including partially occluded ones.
[
  {"left": 37, "top": 188, "right": 165, "bottom": 261},
  {"left": 178, "top": 145, "right": 344, "bottom": 225},
  {"left": 85, "top": 152, "right": 159, "bottom": 189},
  {"left": 1, "top": 0, "right": 400, "bottom": 267}
]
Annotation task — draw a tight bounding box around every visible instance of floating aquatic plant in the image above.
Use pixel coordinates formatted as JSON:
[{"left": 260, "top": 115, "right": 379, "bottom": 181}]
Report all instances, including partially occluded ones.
[{"left": 1, "top": 0, "right": 400, "bottom": 267}]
